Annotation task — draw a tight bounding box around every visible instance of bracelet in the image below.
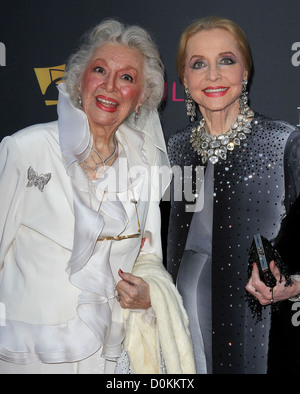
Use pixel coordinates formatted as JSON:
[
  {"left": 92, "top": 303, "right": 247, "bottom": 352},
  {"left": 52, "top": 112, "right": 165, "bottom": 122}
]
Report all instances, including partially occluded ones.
[{"left": 289, "top": 275, "right": 300, "bottom": 302}]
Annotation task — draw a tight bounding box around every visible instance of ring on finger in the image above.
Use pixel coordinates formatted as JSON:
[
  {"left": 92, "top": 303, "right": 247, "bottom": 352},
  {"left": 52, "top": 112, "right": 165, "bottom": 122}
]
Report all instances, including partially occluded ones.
[{"left": 270, "top": 287, "right": 274, "bottom": 304}]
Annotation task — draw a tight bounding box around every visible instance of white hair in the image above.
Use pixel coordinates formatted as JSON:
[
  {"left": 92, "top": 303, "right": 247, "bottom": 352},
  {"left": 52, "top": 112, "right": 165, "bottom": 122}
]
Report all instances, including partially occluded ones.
[{"left": 64, "top": 19, "right": 164, "bottom": 110}]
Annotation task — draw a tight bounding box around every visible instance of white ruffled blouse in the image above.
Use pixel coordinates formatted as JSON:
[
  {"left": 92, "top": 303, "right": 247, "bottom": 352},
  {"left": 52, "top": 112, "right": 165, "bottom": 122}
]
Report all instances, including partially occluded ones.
[{"left": 0, "top": 83, "right": 170, "bottom": 368}]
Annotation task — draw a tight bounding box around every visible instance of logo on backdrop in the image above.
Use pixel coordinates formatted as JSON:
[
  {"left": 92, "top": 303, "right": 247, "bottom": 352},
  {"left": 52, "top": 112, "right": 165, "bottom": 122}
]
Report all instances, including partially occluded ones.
[
  {"left": 34, "top": 67, "right": 183, "bottom": 107},
  {"left": 291, "top": 42, "right": 300, "bottom": 66},
  {"left": 34, "top": 64, "right": 65, "bottom": 106},
  {"left": 0, "top": 42, "right": 6, "bottom": 66}
]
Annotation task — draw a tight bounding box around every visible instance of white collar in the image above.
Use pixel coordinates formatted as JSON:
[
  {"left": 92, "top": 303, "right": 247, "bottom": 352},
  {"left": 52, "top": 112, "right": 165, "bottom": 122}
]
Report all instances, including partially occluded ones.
[
  {"left": 57, "top": 82, "right": 170, "bottom": 196},
  {"left": 57, "top": 82, "right": 168, "bottom": 169}
]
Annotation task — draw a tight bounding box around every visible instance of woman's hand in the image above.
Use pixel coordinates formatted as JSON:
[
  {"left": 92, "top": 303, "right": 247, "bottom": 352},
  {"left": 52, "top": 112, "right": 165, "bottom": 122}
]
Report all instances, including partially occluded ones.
[
  {"left": 115, "top": 269, "right": 151, "bottom": 310},
  {"left": 245, "top": 261, "right": 300, "bottom": 305}
]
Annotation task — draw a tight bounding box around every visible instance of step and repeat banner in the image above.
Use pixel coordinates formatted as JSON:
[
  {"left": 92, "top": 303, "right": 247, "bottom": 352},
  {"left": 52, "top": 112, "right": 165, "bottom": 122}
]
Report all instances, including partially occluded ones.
[{"left": 1, "top": 0, "right": 299, "bottom": 142}]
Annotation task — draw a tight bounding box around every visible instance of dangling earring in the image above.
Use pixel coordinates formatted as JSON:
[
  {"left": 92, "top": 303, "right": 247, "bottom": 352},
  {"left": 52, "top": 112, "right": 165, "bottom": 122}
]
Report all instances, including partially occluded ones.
[
  {"left": 78, "top": 92, "right": 82, "bottom": 108},
  {"left": 185, "top": 87, "right": 196, "bottom": 122},
  {"left": 134, "top": 105, "right": 142, "bottom": 125},
  {"left": 76, "top": 86, "right": 83, "bottom": 108},
  {"left": 240, "top": 80, "right": 248, "bottom": 107}
]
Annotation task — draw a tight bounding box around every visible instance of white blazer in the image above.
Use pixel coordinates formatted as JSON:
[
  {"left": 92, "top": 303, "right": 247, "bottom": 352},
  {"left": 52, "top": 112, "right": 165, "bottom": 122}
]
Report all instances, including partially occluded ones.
[{"left": 0, "top": 84, "right": 170, "bottom": 364}]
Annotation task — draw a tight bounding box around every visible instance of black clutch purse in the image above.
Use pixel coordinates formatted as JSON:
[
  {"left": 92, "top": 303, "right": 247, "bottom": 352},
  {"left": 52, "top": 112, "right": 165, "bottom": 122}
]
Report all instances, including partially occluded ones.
[{"left": 247, "top": 234, "right": 292, "bottom": 320}]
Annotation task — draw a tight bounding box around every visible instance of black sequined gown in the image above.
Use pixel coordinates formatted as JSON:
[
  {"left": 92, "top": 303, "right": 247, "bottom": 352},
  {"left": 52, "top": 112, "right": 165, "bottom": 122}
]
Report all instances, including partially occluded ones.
[{"left": 167, "top": 113, "right": 300, "bottom": 374}]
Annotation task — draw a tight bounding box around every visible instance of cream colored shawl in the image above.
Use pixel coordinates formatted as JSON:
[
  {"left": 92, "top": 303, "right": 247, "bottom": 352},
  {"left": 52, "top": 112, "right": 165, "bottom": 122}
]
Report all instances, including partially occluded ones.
[{"left": 123, "top": 254, "right": 196, "bottom": 374}]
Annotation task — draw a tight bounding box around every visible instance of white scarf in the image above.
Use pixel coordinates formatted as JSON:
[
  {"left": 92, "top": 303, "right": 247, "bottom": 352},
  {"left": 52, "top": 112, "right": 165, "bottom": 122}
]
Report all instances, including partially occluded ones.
[{"left": 123, "top": 254, "right": 196, "bottom": 374}]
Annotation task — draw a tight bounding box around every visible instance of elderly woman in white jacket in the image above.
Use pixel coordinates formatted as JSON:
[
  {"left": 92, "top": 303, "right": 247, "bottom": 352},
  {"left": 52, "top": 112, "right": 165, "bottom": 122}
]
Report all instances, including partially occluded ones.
[{"left": 0, "top": 20, "right": 195, "bottom": 374}]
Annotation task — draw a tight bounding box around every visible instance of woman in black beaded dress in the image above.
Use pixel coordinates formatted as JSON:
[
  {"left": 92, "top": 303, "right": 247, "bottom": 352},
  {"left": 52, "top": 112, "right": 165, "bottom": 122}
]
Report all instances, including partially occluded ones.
[{"left": 167, "top": 16, "right": 300, "bottom": 374}]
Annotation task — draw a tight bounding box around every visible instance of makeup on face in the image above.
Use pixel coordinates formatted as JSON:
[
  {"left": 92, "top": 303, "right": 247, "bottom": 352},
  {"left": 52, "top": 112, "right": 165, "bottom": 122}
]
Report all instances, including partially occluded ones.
[
  {"left": 95, "top": 95, "right": 119, "bottom": 113},
  {"left": 183, "top": 29, "right": 247, "bottom": 115},
  {"left": 201, "top": 86, "right": 230, "bottom": 97},
  {"left": 80, "top": 43, "right": 145, "bottom": 134}
]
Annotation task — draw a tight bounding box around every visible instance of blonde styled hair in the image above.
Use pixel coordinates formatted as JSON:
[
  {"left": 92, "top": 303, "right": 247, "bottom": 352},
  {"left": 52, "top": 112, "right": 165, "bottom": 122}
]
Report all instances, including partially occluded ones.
[{"left": 177, "top": 16, "right": 252, "bottom": 83}]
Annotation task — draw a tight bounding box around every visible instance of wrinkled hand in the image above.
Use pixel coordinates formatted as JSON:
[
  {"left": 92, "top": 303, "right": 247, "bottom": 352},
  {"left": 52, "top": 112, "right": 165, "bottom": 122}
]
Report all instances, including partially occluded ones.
[
  {"left": 115, "top": 269, "right": 151, "bottom": 310},
  {"left": 245, "top": 260, "right": 300, "bottom": 305}
]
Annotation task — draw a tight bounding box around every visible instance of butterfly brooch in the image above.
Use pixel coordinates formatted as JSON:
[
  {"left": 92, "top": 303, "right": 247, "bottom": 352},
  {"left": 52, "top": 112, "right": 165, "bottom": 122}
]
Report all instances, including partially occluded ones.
[{"left": 26, "top": 166, "right": 51, "bottom": 192}]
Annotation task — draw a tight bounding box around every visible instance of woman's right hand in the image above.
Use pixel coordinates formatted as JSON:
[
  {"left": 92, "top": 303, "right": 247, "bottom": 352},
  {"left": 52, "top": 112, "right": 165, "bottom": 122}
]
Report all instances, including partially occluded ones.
[{"left": 115, "top": 269, "right": 151, "bottom": 310}]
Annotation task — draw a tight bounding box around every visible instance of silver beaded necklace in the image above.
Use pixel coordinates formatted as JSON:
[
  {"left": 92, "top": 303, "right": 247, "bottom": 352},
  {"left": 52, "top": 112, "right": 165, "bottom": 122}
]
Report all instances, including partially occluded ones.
[
  {"left": 83, "top": 135, "right": 118, "bottom": 177},
  {"left": 190, "top": 100, "right": 254, "bottom": 165}
]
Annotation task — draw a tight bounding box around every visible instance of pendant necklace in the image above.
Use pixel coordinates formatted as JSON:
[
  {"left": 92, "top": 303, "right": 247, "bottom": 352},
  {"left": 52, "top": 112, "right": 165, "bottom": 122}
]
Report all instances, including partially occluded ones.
[{"left": 83, "top": 135, "right": 118, "bottom": 177}]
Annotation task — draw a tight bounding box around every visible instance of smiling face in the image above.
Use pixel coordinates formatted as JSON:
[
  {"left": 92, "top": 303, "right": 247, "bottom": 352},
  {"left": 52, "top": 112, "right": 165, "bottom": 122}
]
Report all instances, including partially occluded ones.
[
  {"left": 80, "top": 42, "right": 145, "bottom": 136},
  {"left": 183, "top": 28, "right": 248, "bottom": 118}
]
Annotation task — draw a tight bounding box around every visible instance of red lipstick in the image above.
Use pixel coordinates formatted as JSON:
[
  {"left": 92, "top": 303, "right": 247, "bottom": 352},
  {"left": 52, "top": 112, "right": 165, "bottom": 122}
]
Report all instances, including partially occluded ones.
[
  {"left": 95, "top": 95, "right": 119, "bottom": 112},
  {"left": 202, "top": 86, "right": 230, "bottom": 97}
]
